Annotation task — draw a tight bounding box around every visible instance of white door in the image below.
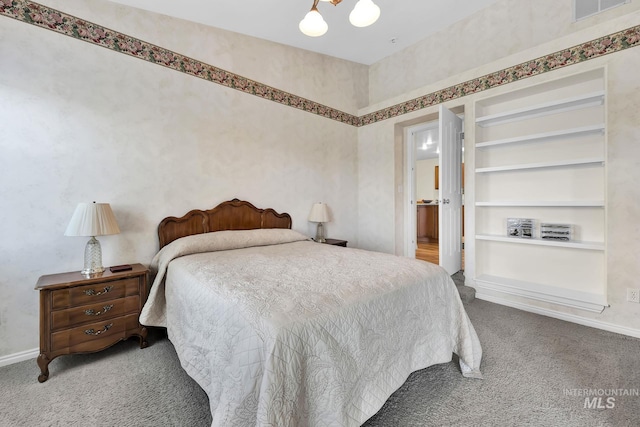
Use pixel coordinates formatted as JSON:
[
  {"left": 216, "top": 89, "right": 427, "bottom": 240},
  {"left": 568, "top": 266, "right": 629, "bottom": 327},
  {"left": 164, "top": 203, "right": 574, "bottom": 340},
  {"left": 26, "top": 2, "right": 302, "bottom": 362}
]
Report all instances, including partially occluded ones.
[{"left": 438, "top": 105, "right": 463, "bottom": 274}]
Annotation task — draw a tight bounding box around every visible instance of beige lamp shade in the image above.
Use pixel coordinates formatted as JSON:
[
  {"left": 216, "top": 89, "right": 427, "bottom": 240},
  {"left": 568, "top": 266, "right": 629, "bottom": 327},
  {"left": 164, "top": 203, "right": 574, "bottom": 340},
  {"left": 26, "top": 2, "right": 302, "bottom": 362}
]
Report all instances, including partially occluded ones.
[
  {"left": 64, "top": 202, "right": 121, "bottom": 237},
  {"left": 308, "top": 202, "right": 330, "bottom": 243},
  {"left": 308, "top": 203, "right": 330, "bottom": 223}
]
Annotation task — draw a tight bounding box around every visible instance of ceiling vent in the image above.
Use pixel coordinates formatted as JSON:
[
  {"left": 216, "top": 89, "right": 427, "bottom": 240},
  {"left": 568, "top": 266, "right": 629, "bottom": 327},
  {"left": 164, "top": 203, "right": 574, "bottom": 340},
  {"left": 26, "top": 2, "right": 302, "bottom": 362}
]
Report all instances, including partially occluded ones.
[{"left": 574, "top": 0, "right": 629, "bottom": 21}]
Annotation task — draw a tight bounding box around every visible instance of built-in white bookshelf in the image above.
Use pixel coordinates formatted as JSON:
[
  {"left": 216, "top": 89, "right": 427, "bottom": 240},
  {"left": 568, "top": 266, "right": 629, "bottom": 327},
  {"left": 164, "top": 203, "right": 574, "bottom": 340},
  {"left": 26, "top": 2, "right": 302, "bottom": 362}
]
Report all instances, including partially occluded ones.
[
  {"left": 473, "top": 68, "right": 607, "bottom": 312},
  {"left": 475, "top": 91, "right": 604, "bottom": 127},
  {"left": 475, "top": 157, "right": 604, "bottom": 173},
  {"left": 474, "top": 274, "right": 607, "bottom": 313},
  {"left": 475, "top": 123, "right": 605, "bottom": 149},
  {"left": 475, "top": 234, "right": 604, "bottom": 250}
]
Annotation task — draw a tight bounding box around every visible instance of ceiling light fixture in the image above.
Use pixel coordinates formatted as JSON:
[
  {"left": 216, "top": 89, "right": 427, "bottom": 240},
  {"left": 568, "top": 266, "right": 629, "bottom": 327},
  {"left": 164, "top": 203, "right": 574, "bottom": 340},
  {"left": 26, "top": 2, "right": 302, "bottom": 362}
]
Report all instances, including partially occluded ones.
[{"left": 299, "top": 0, "right": 381, "bottom": 37}]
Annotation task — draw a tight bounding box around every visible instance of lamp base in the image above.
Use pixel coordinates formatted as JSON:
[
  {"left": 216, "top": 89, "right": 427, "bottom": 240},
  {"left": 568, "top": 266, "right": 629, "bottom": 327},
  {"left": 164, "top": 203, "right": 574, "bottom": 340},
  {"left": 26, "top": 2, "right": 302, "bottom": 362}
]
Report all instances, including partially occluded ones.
[
  {"left": 314, "top": 222, "right": 326, "bottom": 243},
  {"left": 82, "top": 236, "right": 105, "bottom": 276}
]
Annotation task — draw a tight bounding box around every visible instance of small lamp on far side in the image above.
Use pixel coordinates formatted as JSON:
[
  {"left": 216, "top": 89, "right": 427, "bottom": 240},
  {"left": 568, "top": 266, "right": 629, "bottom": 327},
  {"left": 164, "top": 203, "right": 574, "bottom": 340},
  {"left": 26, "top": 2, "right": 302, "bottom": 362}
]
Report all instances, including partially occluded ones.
[
  {"left": 308, "top": 202, "right": 330, "bottom": 243},
  {"left": 65, "top": 202, "right": 120, "bottom": 276}
]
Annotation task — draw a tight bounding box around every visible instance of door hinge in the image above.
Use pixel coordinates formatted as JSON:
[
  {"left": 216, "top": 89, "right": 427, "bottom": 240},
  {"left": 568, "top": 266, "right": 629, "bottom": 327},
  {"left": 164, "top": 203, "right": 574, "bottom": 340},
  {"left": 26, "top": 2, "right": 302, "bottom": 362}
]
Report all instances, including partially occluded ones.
[{"left": 460, "top": 131, "right": 465, "bottom": 140}]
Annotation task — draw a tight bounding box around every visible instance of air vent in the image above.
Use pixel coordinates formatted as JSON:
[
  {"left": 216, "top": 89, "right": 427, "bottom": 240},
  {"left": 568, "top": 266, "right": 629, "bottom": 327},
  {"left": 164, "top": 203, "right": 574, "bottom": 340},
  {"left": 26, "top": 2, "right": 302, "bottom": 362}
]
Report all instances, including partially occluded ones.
[{"left": 574, "top": 0, "right": 629, "bottom": 21}]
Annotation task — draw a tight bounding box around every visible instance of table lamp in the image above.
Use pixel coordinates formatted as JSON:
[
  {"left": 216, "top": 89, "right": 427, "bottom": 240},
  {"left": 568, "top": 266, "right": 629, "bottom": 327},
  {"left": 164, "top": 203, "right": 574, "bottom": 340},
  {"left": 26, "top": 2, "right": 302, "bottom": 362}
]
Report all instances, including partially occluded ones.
[
  {"left": 308, "top": 202, "right": 330, "bottom": 243},
  {"left": 65, "top": 202, "right": 121, "bottom": 276}
]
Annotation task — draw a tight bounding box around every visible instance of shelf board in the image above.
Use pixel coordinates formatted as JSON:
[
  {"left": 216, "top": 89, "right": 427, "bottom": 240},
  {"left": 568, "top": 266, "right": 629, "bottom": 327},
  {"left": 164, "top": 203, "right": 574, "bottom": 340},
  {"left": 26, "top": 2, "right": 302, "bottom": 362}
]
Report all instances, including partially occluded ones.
[
  {"left": 475, "top": 157, "right": 604, "bottom": 173},
  {"left": 475, "top": 124, "right": 605, "bottom": 149},
  {"left": 475, "top": 91, "right": 605, "bottom": 127},
  {"left": 474, "top": 274, "right": 607, "bottom": 313},
  {"left": 475, "top": 234, "right": 604, "bottom": 250},
  {"left": 475, "top": 200, "right": 605, "bottom": 207}
]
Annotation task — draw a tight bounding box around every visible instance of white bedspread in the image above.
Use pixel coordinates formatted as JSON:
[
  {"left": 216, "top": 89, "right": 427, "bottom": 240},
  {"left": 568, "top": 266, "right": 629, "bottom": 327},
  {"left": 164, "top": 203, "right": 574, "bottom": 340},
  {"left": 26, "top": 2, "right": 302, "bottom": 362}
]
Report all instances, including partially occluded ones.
[{"left": 140, "top": 229, "right": 482, "bottom": 426}]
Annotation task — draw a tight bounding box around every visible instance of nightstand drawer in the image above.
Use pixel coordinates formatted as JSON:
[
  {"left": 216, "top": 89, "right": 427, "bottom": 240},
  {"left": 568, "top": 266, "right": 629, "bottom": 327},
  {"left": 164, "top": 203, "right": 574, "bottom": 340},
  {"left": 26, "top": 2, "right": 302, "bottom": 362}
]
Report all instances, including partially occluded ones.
[
  {"left": 51, "top": 277, "right": 140, "bottom": 310},
  {"left": 36, "top": 264, "right": 149, "bottom": 382},
  {"left": 51, "top": 295, "right": 140, "bottom": 331},
  {"left": 51, "top": 313, "right": 140, "bottom": 352}
]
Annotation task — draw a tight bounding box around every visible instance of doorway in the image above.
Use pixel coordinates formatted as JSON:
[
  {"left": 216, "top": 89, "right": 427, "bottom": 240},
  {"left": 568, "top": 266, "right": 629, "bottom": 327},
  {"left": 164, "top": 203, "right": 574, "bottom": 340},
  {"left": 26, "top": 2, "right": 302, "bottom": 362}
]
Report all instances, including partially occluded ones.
[
  {"left": 413, "top": 121, "right": 440, "bottom": 263},
  {"left": 404, "top": 105, "right": 465, "bottom": 274}
]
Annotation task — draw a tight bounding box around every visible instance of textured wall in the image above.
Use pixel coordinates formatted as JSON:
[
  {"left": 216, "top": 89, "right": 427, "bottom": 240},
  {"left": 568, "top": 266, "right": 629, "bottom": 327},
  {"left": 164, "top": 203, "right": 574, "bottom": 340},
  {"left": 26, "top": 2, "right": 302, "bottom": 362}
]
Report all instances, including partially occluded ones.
[
  {"left": 605, "top": 46, "right": 640, "bottom": 330},
  {"left": 39, "top": 0, "right": 370, "bottom": 114},
  {"left": 0, "top": 1, "right": 364, "bottom": 357},
  {"left": 368, "top": 0, "right": 640, "bottom": 105}
]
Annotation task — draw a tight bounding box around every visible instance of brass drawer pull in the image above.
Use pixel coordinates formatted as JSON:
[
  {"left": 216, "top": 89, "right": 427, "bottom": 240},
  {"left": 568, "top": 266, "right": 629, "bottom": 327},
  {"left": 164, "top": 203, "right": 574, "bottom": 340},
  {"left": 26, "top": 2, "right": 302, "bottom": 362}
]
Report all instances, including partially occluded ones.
[
  {"left": 83, "top": 286, "right": 113, "bottom": 296},
  {"left": 84, "top": 305, "right": 114, "bottom": 316},
  {"left": 84, "top": 323, "right": 113, "bottom": 336}
]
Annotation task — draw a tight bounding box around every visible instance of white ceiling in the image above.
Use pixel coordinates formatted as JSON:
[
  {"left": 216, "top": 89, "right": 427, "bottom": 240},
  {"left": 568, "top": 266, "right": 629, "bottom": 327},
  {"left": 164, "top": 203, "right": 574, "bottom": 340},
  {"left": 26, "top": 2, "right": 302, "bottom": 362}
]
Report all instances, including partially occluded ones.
[{"left": 107, "top": 0, "right": 500, "bottom": 65}]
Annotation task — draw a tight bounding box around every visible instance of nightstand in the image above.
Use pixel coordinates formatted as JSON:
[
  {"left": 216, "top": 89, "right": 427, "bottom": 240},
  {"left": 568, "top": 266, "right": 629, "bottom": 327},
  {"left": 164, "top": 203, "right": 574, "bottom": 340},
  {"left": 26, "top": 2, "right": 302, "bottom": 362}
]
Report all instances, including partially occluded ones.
[
  {"left": 322, "top": 238, "right": 348, "bottom": 247},
  {"left": 35, "top": 263, "right": 149, "bottom": 382}
]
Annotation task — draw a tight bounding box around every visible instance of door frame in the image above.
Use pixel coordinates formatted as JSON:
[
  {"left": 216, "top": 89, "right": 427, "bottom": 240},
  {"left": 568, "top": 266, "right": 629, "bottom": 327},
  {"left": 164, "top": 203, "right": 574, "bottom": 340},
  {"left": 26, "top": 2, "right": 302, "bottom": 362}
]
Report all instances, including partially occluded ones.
[
  {"left": 403, "top": 120, "right": 439, "bottom": 258},
  {"left": 402, "top": 110, "right": 465, "bottom": 267}
]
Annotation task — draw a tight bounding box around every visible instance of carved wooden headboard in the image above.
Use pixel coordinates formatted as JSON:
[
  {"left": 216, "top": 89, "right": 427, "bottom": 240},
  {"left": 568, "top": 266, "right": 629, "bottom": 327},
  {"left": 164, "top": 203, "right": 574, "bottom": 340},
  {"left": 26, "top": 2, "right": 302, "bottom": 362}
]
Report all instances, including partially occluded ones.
[{"left": 157, "top": 199, "right": 292, "bottom": 249}]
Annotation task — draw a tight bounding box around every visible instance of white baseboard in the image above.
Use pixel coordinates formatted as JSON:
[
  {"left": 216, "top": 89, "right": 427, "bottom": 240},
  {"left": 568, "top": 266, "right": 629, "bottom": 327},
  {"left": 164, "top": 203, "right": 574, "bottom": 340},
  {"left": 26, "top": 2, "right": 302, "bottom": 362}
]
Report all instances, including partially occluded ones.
[
  {"left": 475, "top": 291, "right": 640, "bottom": 339},
  {"left": 0, "top": 348, "right": 39, "bottom": 368},
  {"left": 474, "top": 275, "right": 606, "bottom": 313}
]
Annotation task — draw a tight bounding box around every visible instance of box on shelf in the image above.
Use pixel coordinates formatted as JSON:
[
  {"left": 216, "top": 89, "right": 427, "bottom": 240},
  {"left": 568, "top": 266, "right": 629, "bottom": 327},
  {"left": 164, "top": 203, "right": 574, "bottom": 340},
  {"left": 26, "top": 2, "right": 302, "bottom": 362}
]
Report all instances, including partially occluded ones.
[
  {"left": 507, "top": 218, "right": 535, "bottom": 239},
  {"left": 540, "top": 223, "right": 572, "bottom": 241}
]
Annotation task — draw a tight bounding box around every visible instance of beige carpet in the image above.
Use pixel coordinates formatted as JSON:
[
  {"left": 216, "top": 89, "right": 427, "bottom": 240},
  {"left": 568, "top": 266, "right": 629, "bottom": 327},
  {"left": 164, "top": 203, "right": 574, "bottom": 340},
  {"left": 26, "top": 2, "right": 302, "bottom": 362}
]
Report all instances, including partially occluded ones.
[{"left": 1, "top": 299, "right": 638, "bottom": 426}]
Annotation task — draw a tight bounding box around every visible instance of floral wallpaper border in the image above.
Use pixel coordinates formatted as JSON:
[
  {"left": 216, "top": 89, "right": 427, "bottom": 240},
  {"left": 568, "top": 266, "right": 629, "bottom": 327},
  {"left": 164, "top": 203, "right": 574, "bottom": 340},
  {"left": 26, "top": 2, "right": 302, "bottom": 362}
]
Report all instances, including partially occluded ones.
[
  {"left": 360, "top": 24, "right": 640, "bottom": 126},
  {"left": 2, "top": 1, "right": 640, "bottom": 127},
  {"left": 0, "top": 0, "right": 359, "bottom": 126}
]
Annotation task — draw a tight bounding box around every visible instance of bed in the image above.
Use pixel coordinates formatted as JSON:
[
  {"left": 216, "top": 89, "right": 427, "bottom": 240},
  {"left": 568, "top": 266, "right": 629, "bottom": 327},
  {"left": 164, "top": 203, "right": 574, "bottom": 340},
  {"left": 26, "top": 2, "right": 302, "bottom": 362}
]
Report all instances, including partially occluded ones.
[{"left": 140, "top": 199, "right": 482, "bottom": 426}]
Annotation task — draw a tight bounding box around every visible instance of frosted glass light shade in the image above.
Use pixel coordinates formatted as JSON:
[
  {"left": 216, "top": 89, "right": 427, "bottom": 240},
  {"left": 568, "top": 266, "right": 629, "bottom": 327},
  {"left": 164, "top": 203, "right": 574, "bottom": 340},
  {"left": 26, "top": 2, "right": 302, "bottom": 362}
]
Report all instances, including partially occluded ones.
[
  {"left": 308, "top": 202, "right": 330, "bottom": 223},
  {"left": 65, "top": 202, "right": 121, "bottom": 237},
  {"left": 299, "top": 9, "right": 328, "bottom": 37},
  {"left": 349, "top": 0, "right": 380, "bottom": 27}
]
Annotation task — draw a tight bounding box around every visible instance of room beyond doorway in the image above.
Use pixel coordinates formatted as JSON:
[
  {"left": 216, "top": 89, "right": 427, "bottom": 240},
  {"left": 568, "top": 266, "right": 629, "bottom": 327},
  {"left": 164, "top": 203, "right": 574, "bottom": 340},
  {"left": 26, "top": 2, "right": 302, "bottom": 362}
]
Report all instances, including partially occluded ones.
[
  {"left": 416, "top": 241, "right": 465, "bottom": 270},
  {"left": 403, "top": 105, "right": 465, "bottom": 275}
]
